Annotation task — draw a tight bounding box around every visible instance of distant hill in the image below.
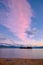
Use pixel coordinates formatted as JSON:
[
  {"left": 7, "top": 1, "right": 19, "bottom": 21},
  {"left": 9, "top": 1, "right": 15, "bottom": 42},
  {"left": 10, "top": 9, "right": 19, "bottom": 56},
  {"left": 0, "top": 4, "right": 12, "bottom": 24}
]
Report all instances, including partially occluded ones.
[
  {"left": 0, "top": 45, "right": 32, "bottom": 49},
  {"left": 0, "top": 43, "right": 21, "bottom": 48},
  {"left": 32, "top": 46, "right": 43, "bottom": 49},
  {"left": 0, "top": 43, "right": 32, "bottom": 49},
  {"left": 0, "top": 43, "right": 43, "bottom": 49},
  {"left": 0, "top": 45, "right": 19, "bottom": 48}
]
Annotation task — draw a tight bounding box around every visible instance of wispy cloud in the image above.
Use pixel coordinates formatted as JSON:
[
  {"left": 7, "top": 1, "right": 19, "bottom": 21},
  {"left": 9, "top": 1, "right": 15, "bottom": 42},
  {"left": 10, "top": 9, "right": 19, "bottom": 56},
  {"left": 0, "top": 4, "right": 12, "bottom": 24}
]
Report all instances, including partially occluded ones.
[
  {"left": 0, "top": 0, "right": 33, "bottom": 43},
  {"left": 0, "top": 34, "right": 15, "bottom": 45},
  {"left": 0, "top": 0, "right": 43, "bottom": 46}
]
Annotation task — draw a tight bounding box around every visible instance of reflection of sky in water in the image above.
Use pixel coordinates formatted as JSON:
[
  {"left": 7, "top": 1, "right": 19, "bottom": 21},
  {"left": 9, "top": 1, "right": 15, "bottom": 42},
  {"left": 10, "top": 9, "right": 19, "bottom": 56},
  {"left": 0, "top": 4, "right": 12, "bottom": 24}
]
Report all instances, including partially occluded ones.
[{"left": 0, "top": 49, "right": 43, "bottom": 59}]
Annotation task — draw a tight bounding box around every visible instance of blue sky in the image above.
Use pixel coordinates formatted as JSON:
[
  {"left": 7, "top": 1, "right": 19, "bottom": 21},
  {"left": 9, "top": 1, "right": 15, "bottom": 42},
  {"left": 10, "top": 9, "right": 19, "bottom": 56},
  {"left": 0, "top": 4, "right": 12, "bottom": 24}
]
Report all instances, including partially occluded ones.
[
  {"left": 0, "top": 0, "right": 43, "bottom": 46},
  {"left": 29, "top": 0, "right": 43, "bottom": 29},
  {"left": 28, "top": 0, "right": 43, "bottom": 41}
]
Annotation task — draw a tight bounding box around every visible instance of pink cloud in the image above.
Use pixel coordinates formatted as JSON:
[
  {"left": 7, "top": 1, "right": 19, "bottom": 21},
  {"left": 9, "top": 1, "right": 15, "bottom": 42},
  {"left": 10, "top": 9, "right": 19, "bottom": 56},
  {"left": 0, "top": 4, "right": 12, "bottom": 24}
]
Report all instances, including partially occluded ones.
[{"left": 0, "top": 0, "right": 33, "bottom": 43}]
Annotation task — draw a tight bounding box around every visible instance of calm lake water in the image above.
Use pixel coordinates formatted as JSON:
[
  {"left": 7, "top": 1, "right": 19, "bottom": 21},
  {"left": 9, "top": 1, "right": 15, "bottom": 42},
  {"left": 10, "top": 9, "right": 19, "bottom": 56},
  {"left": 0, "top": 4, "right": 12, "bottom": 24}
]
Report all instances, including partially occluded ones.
[{"left": 0, "top": 48, "right": 43, "bottom": 59}]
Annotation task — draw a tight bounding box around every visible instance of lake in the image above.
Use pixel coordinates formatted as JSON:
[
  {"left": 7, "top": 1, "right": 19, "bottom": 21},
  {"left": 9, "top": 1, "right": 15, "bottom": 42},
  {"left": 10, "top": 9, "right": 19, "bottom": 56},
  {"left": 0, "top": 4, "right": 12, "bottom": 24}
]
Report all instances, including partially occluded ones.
[{"left": 0, "top": 48, "right": 43, "bottom": 59}]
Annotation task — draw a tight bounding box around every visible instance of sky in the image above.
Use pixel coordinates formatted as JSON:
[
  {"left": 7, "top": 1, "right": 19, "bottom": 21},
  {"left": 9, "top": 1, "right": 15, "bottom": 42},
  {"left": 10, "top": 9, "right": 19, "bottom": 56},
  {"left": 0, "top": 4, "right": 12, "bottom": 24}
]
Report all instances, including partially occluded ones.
[{"left": 0, "top": 0, "right": 43, "bottom": 46}]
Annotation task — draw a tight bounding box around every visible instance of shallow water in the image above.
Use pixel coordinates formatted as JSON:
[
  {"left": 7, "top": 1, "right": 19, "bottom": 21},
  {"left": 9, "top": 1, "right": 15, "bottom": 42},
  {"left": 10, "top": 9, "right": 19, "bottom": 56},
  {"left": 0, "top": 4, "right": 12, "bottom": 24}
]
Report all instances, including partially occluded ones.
[{"left": 0, "top": 48, "right": 43, "bottom": 59}]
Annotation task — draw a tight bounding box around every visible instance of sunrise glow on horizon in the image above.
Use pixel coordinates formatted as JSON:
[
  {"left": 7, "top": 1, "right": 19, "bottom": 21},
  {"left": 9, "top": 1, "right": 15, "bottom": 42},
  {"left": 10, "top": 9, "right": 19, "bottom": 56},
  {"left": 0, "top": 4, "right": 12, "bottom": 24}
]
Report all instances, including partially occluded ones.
[{"left": 0, "top": 0, "right": 43, "bottom": 46}]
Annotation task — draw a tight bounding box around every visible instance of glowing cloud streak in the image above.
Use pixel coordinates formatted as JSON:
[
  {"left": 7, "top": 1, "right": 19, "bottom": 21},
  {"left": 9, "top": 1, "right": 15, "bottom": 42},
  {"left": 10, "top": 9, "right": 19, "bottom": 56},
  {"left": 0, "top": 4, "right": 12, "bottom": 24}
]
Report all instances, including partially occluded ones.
[{"left": 0, "top": 0, "right": 33, "bottom": 44}]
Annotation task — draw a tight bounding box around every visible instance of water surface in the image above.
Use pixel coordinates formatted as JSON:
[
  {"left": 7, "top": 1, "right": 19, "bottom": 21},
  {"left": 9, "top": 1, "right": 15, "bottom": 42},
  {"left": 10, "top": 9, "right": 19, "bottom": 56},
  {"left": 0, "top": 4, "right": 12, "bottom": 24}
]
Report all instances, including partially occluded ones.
[{"left": 0, "top": 48, "right": 43, "bottom": 59}]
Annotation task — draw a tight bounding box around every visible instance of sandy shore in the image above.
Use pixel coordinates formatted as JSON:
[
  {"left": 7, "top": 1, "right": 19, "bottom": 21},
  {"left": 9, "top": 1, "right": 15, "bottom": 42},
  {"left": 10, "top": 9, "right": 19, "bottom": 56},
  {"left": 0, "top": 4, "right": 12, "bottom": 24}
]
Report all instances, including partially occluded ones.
[{"left": 0, "top": 58, "right": 43, "bottom": 65}]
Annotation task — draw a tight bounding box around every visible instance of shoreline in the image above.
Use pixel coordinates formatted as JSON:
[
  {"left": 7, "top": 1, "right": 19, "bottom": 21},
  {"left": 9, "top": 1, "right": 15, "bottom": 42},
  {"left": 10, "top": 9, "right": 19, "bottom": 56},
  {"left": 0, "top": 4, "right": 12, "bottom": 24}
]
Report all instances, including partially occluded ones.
[{"left": 0, "top": 58, "right": 43, "bottom": 65}]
